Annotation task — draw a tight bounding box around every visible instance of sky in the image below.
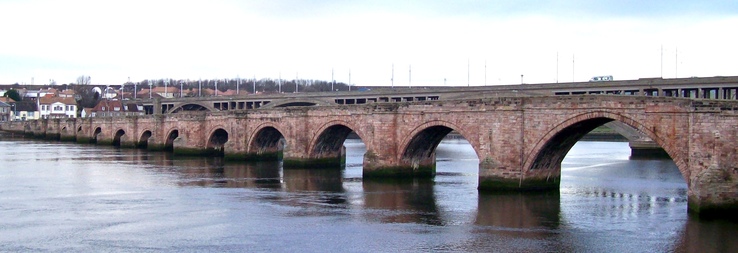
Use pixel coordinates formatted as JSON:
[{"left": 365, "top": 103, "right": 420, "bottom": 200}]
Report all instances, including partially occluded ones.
[{"left": 1, "top": 0, "right": 737, "bottom": 86}]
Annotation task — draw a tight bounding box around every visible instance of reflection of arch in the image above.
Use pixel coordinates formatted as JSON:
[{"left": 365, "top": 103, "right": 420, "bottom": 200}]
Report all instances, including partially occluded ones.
[
  {"left": 206, "top": 128, "right": 229, "bottom": 155},
  {"left": 113, "top": 129, "right": 125, "bottom": 147},
  {"left": 308, "top": 121, "right": 364, "bottom": 158},
  {"left": 168, "top": 103, "right": 215, "bottom": 113},
  {"left": 525, "top": 111, "right": 686, "bottom": 180},
  {"left": 139, "top": 130, "right": 152, "bottom": 148},
  {"left": 399, "top": 120, "right": 480, "bottom": 164},
  {"left": 248, "top": 125, "right": 285, "bottom": 155},
  {"left": 92, "top": 127, "right": 102, "bottom": 144},
  {"left": 165, "top": 129, "right": 179, "bottom": 151}
]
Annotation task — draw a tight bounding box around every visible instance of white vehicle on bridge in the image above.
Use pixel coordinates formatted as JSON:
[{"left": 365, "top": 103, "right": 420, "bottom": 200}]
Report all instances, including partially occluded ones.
[{"left": 589, "top": 75, "right": 613, "bottom": 82}]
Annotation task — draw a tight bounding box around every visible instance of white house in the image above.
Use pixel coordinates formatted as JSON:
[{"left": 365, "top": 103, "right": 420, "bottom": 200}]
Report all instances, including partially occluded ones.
[{"left": 39, "top": 97, "right": 77, "bottom": 119}]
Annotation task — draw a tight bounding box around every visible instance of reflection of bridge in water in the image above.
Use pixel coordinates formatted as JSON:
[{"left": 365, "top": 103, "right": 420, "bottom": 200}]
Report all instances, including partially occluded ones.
[{"left": 3, "top": 76, "right": 738, "bottom": 218}]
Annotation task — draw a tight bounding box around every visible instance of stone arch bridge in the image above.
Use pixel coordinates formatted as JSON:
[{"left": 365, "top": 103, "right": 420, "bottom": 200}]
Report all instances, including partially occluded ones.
[{"left": 5, "top": 95, "right": 738, "bottom": 217}]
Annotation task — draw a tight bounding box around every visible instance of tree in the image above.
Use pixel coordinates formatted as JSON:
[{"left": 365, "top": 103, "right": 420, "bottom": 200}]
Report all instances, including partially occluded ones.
[
  {"left": 76, "top": 75, "right": 91, "bottom": 85},
  {"left": 3, "top": 89, "right": 21, "bottom": 101},
  {"left": 71, "top": 84, "right": 100, "bottom": 109}
]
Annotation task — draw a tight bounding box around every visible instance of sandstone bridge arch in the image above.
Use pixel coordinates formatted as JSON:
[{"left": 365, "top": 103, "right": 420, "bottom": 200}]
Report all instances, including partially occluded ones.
[
  {"left": 206, "top": 128, "right": 229, "bottom": 156},
  {"left": 304, "top": 121, "right": 367, "bottom": 168},
  {"left": 246, "top": 124, "right": 287, "bottom": 161},
  {"left": 165, "top": 129, "right": 179, "bottom": 151},
  {"left": 138, "top": 130, "right": 153, "bottom": 148},
  {"left": 113, "top": 129, "right": 126, "bottom": 147},
  {"left": 92, "top": 127, "right": 102, "bottom": 144},
  {"left": 523, "top": 111, "right": 688, "bottom": 190},
  {"left": 396, "top": 120, "right": 481, "bottom": 177}
]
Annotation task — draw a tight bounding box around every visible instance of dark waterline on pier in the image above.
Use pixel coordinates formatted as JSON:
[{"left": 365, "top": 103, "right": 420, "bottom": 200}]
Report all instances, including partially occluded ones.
[{"left": 0, "top": 135, "right": 736, "bottom": 252}]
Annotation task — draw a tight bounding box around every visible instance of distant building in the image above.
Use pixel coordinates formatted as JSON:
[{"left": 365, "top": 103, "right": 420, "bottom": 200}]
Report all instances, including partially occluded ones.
[
  {"left": 0, "top": 97, "right": 15, "bottom": 103},
  {"left": 19, "top": 89, "right": 49, "bottom": 101},
  {"left": 12, "top": 101, "right": 39, "bottom": 121},
  {"left": 39, "top": 97, "right": 78, "bottom": 119},
  {"left": 86, "top": 100, "right": 145, "bottom": 117},
  {"left": 136, "top": 89, "right": 166, "bottom": 99},
  {"left": 57, "top": 89, "right": 77, "bottom": 98}
]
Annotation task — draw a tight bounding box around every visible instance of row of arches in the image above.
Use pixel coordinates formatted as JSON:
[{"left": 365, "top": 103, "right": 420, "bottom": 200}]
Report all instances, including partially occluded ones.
[{"left": 75, "top": 112, "right": 680, "bottom": 182}]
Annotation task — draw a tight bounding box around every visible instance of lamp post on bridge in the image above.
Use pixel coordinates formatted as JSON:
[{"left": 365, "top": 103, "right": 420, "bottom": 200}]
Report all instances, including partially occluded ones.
[{"left": 179, "top": 81, "right": 183, "bottom": 98}]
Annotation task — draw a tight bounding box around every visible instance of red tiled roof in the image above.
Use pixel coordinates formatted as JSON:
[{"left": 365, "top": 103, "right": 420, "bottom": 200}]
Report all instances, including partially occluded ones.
[{"left": 39, "top": 96, "right": 76, "bottom": 105}]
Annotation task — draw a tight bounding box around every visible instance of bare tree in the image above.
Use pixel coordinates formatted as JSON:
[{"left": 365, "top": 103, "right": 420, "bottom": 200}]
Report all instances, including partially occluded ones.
[
  {"left": 71, "top": 83, "right": 100, "bottom": 109},
  {"left": 76, "top": 75, "right": 91, "bottom": 85}
]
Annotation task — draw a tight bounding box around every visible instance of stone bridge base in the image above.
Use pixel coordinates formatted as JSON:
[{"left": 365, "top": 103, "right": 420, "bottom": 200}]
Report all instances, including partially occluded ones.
[
  {"left": 226, "top": 151, "right": 283, "bottom": 162},
  {"left": 477, "top": 159, "right": 560, "bottom": 191},
  {"left": 688, "top": 165, "right": 738, "bottom": 218},
  {"left": 283, "top": 155, "right": 345, "bottom": 169},
  {"left": 362, "top": 151, "right": 435, "bottom": 178}
]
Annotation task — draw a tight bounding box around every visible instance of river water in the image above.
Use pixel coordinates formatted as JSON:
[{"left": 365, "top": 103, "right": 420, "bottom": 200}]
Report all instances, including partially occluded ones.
[{"left": 0, "top": 134, "right": 736, "bottom": 252}]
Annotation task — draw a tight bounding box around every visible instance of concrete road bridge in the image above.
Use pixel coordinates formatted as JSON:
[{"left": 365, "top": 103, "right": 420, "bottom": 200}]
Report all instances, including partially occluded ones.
[
  {"left": 143, "top": 76, "right": 738, "bottom": 115},
  {"left": 3, "top": 92, "right": 738, "bottom": 218}
]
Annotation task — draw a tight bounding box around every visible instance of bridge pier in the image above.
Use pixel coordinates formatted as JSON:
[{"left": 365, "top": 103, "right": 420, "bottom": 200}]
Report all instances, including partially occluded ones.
[
  {"left": 143, "top": 136, "right": 166, "bottom": 151},
  {"left": 477, "top": 159, "right": 560, "bottom": 191},
  {"left": 283, "top": 146, "right": 346, "bottom": 169},
  {"left": 171, "top": 136, "right": 208, "bottom": 156},
  {"left": 629, "top": 140, "right": 669, "bottom": 158},
  {"left": 362, "top": 151, "right": 435, "bottom": 178},
  {"left": 688, "top": 165, "right": 738, "bottom": 218},
  {"left": 239, "top": 151, "right": 282, "bottom": 161}
]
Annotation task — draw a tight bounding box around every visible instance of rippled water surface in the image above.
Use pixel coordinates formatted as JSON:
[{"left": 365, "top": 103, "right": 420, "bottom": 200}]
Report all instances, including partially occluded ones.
[{"left": 1, "top": 134, "right": 737, "bottom": 252}]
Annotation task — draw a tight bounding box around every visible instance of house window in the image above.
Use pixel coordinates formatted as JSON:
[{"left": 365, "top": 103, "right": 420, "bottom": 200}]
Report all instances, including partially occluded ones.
[{"left": 54, "top": 105, "right": 63, "bottom": 111}]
